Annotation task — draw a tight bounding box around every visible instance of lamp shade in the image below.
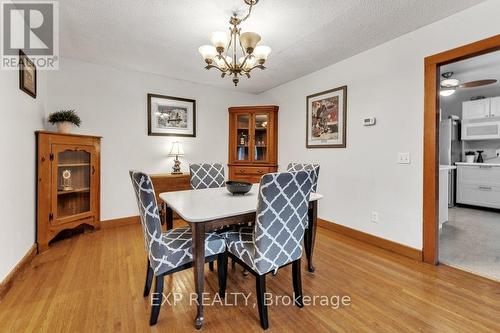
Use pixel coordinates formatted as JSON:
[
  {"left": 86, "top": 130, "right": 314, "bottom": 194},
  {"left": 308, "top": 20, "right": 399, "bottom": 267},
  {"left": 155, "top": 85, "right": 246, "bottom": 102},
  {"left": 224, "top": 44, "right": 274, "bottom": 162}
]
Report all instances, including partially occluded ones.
[
  {"left": 239, "top": 56, "right": 256, "bottom": 70},
  {"left": 198, "top": 45, "right": 217, "bottom": 61},
  {"left": 440, "top": 88, "right": 456, "bottom": 97},
  {"left": 215, "top": 56, "right": 232, "bottom": 70},
  {"left": 168, "top": 142, "right": 184, "bottom": 156},
  {"left": 240, "top": 32, "right": 261, "bottom": 53},
  {"left": 254, "top": 45, "right": 271, "bottom": 61},
  {"left": 210, "top": 31, "right": 229, "bottom": 49}
]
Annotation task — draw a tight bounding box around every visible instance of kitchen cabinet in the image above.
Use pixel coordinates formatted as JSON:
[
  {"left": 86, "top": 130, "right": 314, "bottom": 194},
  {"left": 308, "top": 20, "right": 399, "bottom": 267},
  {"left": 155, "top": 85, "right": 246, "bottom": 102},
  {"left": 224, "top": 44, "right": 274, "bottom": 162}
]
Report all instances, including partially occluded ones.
[
  {"left": 491, "top": 96, "right": 500, "bottom": 118},
  {"left": 462, "top": 99, "right": 491, "bottom": 120},
  {"left": 456, "top": 163, "right": 500, "bottom": 209}
]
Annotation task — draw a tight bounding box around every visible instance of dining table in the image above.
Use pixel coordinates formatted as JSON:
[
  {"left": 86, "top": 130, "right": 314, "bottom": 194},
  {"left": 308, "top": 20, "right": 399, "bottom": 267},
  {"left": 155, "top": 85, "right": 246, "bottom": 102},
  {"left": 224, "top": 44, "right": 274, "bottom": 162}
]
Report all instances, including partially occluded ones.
[{"left": 159, "top": 185, "right": 323, "bottom": 329}]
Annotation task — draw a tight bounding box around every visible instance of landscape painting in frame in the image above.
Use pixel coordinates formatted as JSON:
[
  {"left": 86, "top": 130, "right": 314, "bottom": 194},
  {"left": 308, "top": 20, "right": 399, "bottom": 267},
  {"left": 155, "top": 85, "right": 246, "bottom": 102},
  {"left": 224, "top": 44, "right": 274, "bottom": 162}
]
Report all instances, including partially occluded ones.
[
  {"left": 147, "top": 93, "right": 196, "bottom": 137},
  {"left": 306, "top": 86, "right": 347, "bottom": 148}
]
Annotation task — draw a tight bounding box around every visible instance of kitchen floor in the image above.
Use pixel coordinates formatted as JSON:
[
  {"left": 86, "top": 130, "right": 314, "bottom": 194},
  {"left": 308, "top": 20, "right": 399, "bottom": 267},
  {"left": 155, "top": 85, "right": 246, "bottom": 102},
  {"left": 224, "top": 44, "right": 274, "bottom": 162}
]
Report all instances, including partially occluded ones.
[{"left": 439, "top": 206, "right": 500, "bottom": 281}]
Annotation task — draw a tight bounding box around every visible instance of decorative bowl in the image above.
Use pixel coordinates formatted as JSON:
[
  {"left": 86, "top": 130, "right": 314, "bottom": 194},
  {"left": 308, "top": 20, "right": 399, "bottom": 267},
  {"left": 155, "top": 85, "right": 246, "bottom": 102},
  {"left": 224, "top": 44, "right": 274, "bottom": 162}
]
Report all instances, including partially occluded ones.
[{"left": 226, "top": 181, "right": 252, "bottom": 195}]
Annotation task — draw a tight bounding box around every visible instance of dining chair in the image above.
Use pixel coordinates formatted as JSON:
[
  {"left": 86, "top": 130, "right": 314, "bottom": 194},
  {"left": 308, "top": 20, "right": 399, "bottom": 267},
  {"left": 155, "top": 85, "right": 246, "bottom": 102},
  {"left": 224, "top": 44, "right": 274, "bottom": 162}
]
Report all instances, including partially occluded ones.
[
  {"left": 189, "top": 163, "right": 225, "bottom": 189},
  {"left": 286, "top": 163, "right": 320, "bottom": 192},
  {"left": 129, "top": 170, "right": 227, "bottom": 326},
  {"left": 220, "top": 170, "right": 314, "bottom": 330},
  {"left": 189, "top": 163, "right": 226, "bottom": 272}
]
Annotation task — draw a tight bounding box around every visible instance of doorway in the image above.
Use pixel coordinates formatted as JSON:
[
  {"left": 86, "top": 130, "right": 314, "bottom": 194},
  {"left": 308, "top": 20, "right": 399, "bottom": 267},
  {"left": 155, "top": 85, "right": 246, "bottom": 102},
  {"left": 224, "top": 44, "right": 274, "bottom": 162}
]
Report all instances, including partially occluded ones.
[{"left": 422, "top": 34, "right": 500, "bottom": 266}]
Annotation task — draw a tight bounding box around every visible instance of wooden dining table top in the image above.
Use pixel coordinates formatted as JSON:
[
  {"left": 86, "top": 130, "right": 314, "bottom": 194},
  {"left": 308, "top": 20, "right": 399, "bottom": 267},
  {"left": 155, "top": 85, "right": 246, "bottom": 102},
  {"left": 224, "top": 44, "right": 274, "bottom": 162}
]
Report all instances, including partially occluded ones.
[{"left": 159, "top": 185, "right": 323, "bottom": 223}]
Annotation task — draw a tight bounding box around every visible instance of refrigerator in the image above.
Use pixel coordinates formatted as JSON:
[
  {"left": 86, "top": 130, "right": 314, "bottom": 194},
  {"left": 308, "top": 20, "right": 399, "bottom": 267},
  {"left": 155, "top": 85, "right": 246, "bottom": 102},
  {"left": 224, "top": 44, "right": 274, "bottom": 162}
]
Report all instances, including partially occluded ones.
[{"left": 439, "top": 117, "right": 462, "bottom": 207}]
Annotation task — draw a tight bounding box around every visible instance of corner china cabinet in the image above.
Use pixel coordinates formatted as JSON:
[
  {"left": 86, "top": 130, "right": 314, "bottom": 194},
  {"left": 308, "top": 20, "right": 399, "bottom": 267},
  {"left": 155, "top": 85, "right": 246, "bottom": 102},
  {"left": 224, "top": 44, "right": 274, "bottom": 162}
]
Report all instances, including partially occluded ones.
[
  {"left": 36, "top": 131, "right": 101, "bottom": 252},
  {"left": 228, "top": 105, "right": 278, "bottom": 183}
]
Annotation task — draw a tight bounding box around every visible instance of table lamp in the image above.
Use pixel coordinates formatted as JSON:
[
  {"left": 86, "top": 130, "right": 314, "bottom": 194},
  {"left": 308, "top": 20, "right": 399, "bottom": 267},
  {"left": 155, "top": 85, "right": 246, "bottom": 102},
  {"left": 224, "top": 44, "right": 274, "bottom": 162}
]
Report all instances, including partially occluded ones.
[{"left": 168, "top": 141, "right": 184, "bottom": 174}]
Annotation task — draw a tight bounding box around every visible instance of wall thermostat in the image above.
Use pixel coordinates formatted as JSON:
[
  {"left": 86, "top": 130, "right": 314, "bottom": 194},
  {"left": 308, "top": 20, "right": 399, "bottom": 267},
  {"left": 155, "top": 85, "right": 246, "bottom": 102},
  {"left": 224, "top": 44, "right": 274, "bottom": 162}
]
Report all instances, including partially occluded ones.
[{"left": 363, "top": 117, "right": 376, "bottom": 126}]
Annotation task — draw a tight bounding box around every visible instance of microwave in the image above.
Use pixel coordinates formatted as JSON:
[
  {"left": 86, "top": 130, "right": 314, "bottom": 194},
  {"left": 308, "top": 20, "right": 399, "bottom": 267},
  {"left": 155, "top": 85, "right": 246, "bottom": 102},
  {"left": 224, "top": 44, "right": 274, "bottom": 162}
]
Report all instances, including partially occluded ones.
[{"left": 462, "top": 118, "right": 500, "bottom": 140}]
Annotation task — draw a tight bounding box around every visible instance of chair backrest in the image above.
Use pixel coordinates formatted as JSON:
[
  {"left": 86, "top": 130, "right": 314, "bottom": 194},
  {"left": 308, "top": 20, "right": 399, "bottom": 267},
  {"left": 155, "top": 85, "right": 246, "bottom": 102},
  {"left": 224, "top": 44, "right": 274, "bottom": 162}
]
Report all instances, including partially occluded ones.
[
  {"left": 253, "top": 170, "right": 314, "bottom": 275},
  {"left": 189, "top": 163, "right": 225, "bottom": 189},
  {"left": 129, "top": 170, "right": 166, "bottom": 272},
  {"left": 286, "top": 163, "right": 320, "bottom": 192}
]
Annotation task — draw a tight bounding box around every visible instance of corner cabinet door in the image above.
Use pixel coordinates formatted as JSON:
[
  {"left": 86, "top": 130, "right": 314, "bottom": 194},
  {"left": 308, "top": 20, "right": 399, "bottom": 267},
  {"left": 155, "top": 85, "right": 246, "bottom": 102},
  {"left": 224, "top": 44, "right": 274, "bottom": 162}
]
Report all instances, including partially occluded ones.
[
  {"left": 50, "top": 144, "right": 97, "bottom": 226},
  {"left": 251, "top": 112, "right": 272, "bottom": 163},
  {"left": 231, "top": 112, "right": 252, "bottom": 163}
]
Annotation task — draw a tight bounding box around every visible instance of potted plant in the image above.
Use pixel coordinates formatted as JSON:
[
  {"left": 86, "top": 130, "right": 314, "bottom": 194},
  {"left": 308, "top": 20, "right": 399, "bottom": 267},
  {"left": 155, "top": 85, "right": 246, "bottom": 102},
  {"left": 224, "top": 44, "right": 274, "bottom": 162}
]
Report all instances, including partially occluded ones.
[
  {"left": 48, "top": 110, "right": 81, "bottom": 134},
  {"left": 465, "top": 151, "right": 475, "bottom": 163}
]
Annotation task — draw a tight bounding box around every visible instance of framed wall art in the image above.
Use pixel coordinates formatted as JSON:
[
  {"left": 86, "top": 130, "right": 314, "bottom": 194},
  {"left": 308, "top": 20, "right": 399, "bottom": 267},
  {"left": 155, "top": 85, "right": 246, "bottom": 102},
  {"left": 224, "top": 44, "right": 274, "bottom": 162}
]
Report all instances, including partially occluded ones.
[
  {"left": 147, "top": 93, "right": 196, "bottom": 137},
  {"left": 19, "top": 50, "right": 37, "bottom": 98},
  {"left": 306, "top": 86, "right": 347, "bottom": 148}
]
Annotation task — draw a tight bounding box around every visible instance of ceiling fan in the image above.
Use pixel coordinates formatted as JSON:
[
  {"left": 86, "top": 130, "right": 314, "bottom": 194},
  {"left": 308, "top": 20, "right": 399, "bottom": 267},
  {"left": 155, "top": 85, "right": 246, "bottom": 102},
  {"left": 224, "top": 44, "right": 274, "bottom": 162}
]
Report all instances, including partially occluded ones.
[{"left": 440, "top": 71, "right": 497, "bottom": 97}]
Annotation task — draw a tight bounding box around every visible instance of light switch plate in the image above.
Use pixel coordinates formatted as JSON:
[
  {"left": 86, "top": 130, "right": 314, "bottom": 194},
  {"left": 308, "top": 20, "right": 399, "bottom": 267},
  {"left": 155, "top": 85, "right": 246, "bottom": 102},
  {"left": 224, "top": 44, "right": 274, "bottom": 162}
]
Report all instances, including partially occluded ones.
[{"left": 398, "top": 152, "right": 410, "bottom": 164}]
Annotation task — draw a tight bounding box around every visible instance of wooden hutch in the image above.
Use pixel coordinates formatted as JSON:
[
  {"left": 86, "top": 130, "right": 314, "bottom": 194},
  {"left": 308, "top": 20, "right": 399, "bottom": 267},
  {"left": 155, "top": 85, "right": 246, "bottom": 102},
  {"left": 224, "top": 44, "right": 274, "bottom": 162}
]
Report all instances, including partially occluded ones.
[
  {"left": 36, "top": 131, "right": 101, "bottom": 252},
  {"left": 228, "top": 105, "right": 279, "bottom": 183}
]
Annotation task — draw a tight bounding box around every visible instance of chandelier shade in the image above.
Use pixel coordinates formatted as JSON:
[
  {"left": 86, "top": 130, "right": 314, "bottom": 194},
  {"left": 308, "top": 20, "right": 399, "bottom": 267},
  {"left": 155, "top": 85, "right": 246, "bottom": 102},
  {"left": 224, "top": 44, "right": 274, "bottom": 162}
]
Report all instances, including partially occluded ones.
[
  {"left": 240, "top": 32, "right": 261, "bottom": 53},
  {"left": 199, "top": 0, "right": 271, "bottom": 86},
  {"left": 210, "top": 31, "right": 230, "bottom": 50},
  {"left": 198, "top": 45, "right": 217, "bottom": 61},
  {"left": 254, "top": 45, "right": 271, "bottom": 62}
]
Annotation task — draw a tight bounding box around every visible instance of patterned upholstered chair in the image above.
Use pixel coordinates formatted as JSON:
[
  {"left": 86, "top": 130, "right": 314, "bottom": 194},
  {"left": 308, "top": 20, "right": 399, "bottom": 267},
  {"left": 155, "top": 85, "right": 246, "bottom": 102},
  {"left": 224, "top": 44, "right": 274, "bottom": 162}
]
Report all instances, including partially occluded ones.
[
  {"left": 220, "top": 171, "right": 314, "bottom": 330},
  {"left": 189, "top": 163, "right": 225, "bottom": 189},
  {"left": 129, "top": 171, "right": 227, "bottom": 326},
  {"left": 286, "top": 163, "right": 320, "bottom": 192},
  {"left": 189, "top": 163, "right": 226, "bottom": 272}
]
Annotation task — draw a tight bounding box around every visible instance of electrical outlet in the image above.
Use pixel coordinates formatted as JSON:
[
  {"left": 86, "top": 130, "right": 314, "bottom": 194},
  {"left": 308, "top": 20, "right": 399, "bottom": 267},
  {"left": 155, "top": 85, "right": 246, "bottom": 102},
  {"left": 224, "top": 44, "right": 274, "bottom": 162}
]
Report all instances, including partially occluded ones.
[
  {"left": 371, "top": 211, "right": 379, "bottom": 223},
  {"left": 398, "top": 152, "right": 410, "bottom": 164}
]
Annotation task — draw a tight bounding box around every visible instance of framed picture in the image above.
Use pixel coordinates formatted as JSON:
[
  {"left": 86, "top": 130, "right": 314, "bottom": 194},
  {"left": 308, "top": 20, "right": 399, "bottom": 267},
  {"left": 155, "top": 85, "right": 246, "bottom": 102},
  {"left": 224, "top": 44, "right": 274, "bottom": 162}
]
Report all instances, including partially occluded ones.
[
  {"left": 147, "top": 93, "right": 196, "bottom": 137},
  {"left": 306, "top": 86, "right": 347, "bottom": 148},
  {"left": 19, "top": 50, "right": 37, "bottom": 98}
]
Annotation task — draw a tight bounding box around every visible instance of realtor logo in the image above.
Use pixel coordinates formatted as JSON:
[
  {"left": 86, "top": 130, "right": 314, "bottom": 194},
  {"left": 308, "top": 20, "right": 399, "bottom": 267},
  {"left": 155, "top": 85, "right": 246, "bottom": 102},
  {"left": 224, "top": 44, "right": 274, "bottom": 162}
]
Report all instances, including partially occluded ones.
[{"left": 1, "top": 1, "right": 59, "bottom": 70}]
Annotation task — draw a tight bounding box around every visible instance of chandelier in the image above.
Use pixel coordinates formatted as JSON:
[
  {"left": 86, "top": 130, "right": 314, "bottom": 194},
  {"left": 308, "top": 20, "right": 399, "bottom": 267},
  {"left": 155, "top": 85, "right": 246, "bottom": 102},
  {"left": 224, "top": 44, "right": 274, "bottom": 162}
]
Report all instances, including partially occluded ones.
[{"left": 198, "top": 0, "right": 271, "bottom": 86}]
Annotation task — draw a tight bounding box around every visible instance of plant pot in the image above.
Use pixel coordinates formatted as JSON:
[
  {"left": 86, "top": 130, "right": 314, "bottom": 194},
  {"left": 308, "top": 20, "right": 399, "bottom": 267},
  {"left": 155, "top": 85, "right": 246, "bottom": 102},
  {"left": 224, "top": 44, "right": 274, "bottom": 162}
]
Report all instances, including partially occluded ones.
[
  {"left": 56, "top": 121, "right": 73, "bottom": 134},
  {"left": 466, "top": 155, "right": 475, "bottom": 163}
]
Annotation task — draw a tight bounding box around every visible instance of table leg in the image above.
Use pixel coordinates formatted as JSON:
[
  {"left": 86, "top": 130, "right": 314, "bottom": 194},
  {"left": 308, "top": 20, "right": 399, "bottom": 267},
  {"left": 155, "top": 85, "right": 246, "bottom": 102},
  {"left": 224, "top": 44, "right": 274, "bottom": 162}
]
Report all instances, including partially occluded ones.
[
  {"left": 165, "top": 205, "right": 173, "bottom": 230},
  {"left": 305, "top": 201, "right": 318, "bottom": 273},
  {"left": 191, "top": 223, "right": 206, "bottom": 329}
]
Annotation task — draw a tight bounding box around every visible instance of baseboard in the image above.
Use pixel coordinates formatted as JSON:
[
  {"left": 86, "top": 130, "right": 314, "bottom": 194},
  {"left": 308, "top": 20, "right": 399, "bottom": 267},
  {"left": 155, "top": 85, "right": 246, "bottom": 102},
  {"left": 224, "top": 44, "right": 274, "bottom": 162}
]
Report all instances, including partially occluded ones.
[
  {"left": 317, "top": 219, "right": 422, "bottom": 261},
  {"left": 101, "top": 215, "right": 140, "bottom": 229},
  {"left": 0, "top": 244, "right": 37, "bottom": 300}
]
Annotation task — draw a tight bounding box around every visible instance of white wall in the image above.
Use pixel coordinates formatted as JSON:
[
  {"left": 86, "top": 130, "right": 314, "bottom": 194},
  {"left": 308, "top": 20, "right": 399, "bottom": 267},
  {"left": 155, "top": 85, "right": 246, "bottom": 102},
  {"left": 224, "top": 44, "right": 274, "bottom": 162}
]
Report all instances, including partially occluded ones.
[
  {"left": 46, "top": 58, "right": 258, "bottom": 221},
  {"left": 259, "top": 0, "right": 500, "bottom": 249},
  {"left": 0, "top": 66, "right": 46, "bottom": 281}
]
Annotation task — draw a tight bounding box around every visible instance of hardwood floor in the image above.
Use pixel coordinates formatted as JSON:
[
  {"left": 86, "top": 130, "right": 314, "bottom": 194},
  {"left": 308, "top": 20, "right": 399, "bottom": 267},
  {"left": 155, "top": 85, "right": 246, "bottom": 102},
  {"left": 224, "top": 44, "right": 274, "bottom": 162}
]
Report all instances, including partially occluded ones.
[{"left": 1, "top": 222, "right": 499, "bottom": 332}]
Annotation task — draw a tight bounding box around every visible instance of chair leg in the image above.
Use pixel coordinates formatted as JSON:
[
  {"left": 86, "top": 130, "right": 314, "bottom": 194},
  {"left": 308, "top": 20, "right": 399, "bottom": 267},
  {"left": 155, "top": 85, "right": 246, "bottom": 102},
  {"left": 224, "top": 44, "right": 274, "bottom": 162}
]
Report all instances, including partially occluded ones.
[
  {"left": 143, "top": 259, "right": 154, "bottom": 297},
  {"left": 150, "top": 275, "right": 164, "bottom": 326},
  {"left": 256, "top": 274, "right": 269, "bottom": 330},
  {"left": 292, "top": 259, "right": 304, "bottom": 308},
  {"left": 217, "top": 253, "right": 228, "bottom": 298},
  {"left": 209, "top": 261, "right": 215, "bottom": 272},
  {"left": 231, "top": 258, "right": 236, "bottom": 269}
]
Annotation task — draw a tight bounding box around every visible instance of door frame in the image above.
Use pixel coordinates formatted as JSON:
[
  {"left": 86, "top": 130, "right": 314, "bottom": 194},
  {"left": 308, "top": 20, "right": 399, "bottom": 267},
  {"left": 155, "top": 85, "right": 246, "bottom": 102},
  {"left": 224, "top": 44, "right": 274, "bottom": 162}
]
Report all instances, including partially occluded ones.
[{"left": 422, "top": 34, "right": 500, "bottom": 264}]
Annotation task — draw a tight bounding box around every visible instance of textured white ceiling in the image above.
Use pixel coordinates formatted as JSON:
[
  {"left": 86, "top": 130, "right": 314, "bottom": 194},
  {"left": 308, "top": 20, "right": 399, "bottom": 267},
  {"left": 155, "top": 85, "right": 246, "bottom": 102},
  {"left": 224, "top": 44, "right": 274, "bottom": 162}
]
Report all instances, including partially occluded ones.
[{"left": 59, "top": 0, "right": 485, "bottom": 93}]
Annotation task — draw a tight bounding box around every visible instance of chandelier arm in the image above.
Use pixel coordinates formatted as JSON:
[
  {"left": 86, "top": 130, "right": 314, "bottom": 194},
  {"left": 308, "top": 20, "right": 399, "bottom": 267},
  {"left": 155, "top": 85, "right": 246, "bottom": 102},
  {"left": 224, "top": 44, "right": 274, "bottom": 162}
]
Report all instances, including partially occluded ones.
[
  {"left": 245, "top": 64, "right": 266, "bottom": 72},
  {"left": 205, "top": 64, "right": 228, "bottom": 73}
]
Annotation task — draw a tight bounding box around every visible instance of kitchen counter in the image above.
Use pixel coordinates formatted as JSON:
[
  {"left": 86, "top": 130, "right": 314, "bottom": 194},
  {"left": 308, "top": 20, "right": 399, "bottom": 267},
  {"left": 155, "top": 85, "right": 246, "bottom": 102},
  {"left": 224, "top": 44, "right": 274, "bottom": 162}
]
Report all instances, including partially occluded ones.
[
  {"left": 455, "top": 162, "right": 500, "bottom": 167},
  {"left": 440, "top": 165, "right": 457, "bottom": 170}
]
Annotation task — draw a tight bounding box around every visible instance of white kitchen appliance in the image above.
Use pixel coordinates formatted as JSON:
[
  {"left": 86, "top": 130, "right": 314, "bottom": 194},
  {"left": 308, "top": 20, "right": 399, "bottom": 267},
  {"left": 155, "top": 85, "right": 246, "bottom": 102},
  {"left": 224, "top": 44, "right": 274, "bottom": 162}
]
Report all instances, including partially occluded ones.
[
  {"left": 439, "top": 117, "right": 462, "bottom": 207},
  {"left": 462, "top": 118, "right": 500, "bottom": 140}
]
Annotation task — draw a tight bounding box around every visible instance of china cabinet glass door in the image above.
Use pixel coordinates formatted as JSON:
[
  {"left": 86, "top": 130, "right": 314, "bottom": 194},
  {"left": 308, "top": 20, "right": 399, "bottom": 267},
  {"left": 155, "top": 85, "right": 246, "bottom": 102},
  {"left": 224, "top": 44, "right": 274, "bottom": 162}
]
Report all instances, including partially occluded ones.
[
  {"left": 52, "top": 145, "right": 95, "bottom": 224},
  {"left": 252, "top": 113, "right": 269, "bottom": 162},
  {"left": 235, "top": 113, "right": 251, "bottom": 162}
]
